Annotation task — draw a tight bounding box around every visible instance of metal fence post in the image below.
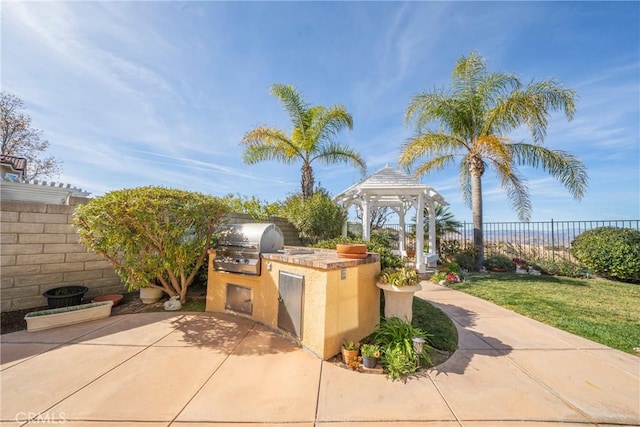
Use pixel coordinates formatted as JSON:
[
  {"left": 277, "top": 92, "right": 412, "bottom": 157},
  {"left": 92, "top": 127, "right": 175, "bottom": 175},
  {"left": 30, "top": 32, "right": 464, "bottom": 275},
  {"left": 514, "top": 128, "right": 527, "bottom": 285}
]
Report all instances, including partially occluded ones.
[{"left": 551, "top": 218, "right": 555, "bottom": 262}]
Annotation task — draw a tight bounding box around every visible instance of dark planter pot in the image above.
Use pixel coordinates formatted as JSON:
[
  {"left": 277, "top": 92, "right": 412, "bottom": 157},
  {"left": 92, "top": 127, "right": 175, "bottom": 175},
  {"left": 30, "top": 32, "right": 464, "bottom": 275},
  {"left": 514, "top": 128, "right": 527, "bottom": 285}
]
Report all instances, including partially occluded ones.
[
  {"left": 43, "top": 286, "right": 88, "bottom": 309},
  {"left": 362, "top": 356, "right": 377, "bottom": 369}
]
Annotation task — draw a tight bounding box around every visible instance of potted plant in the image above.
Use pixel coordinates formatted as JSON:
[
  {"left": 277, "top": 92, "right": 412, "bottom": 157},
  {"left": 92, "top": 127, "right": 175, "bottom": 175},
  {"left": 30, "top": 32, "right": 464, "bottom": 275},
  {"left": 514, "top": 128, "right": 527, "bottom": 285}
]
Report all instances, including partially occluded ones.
[
  {"left": 341, "top": 339, "right": 360, "bottom": 366},
  {"left": 360, "top": 343, "right": 380, "bottom": 368},
  {"left": 42, "top": 285, "right": 88, "bottom": 309},
  {"left": 376, "top": 267, "right": 422, "bottom": 322},
  {"left": 25, "top": 301, "right": 113, "bottom": 332}
]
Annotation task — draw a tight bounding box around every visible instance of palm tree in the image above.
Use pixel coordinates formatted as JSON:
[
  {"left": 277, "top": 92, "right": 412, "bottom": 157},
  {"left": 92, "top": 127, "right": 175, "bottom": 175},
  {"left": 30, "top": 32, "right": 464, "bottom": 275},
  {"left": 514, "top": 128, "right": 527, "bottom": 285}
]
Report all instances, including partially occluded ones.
[
  {"left": 399, "top": 52, "right": 588, "bottom": 269},
  {"left": 424, "top": 204, "right": 462, "bottom": 252},
  {"left": 241, "top": 84, "right": 367, "bottom": 199}
]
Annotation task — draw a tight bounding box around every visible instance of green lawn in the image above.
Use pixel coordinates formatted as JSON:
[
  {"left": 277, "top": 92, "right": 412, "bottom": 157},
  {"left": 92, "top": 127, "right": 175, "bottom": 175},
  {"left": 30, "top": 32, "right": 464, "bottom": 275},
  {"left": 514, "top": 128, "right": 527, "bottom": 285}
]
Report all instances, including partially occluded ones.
[{"left": 449, "top": 273, "right": 640, "bottom": 354}]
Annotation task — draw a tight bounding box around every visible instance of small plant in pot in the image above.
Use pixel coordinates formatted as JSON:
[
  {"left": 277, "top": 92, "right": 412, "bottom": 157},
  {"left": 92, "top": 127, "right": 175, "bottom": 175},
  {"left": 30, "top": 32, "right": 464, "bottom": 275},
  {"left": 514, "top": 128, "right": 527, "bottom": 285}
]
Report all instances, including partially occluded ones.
[
  {"left": 360, "top": 343, "right": 380, "bottom": 368},
  {"left": 377, "top": 267, "right": 420, "bottom": 288},
  {"left": 341, "top": 339, "right": 360, "bottom": 366}
]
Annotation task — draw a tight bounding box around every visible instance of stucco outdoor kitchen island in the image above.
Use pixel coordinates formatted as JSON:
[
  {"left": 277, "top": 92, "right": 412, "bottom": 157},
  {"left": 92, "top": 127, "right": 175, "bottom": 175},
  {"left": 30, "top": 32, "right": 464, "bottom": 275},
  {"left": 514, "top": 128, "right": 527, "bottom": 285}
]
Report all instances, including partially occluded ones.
[{"left": 206, "top": 247, "right": 381, "bottom": 360}]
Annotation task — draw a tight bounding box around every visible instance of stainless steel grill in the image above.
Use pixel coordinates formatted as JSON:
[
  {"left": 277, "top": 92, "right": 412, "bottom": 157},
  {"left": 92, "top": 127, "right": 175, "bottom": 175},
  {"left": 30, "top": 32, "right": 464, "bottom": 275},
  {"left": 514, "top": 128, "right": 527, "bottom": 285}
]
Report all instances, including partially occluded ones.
[{"left": 214, "top": 223, "right": 284, "bottom": 275}]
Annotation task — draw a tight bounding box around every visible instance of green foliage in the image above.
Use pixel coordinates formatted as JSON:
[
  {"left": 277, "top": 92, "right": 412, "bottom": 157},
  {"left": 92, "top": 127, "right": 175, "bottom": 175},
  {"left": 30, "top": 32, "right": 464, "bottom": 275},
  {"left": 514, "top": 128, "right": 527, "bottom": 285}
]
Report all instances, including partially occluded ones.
[
  {"left": 221, "top": 193, "right": 280, "bottom": 221},
  {"left": 484, "top": 254, "right": 514, "bottom": 270},
  {"left": 453, "top": 247, "right": 479, "bottom": 271},
  {"left": 533, "top": 258, "right": 587, "bottom": 278},
  {"left": 440, "top": 239, "right": 461, "bottom": 257},
  {"left": 372, "top": 317, "right": 432, "bottom": 380},
  {"left": 278, "top": 190, "right": 344, "bottom": 244},
  {"left": 312, "top": 235, "right": 403, "bottom": 269},
  {"left": 342, "top": 339, "right": 360, "bottom": 350},
  {"left": 377, "top": 267, "right": 420, "bottom": 287},
  {"left": 571, "top": 227, "right": 640, "bottom": 282},
  {"left": 74, "top": 186, "right": 228, "bottom": 301},
  {"left": 430, "top": 272, "right": 447, "bottom": 284},
  {"left": 411, "top": 298, "right": 458, "bottom": 353},
  {"left": 360, "top": 343, "right": 380, "bottom": 357}
]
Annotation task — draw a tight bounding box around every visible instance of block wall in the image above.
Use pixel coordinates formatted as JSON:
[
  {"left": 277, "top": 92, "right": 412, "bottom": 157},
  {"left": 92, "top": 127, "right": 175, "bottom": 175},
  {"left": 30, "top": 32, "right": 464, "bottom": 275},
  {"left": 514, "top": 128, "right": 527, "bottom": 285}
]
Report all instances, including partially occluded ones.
[
  {"left": 0, "top": 204, "right": 302, "bottom": 312},
  {"left": 0, "top": 199, "right": 123, "bottom": 311}
]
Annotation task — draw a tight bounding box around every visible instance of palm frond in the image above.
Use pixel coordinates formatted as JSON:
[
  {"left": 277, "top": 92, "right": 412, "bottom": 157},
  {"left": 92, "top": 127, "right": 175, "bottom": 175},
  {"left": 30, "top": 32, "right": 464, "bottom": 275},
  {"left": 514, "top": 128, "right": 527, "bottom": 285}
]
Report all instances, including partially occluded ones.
[
  {"left": 412, "top": 154, "right": 457, "bottom": 178},
  {"left": 398, "top": 132, "right": 467, "bottom": 168},
  {"left": 241, "top": 126, "right": 301, "bottom": 164},
  {"left": 502, "top": 169, "right": 533, "bottom": 221},
  {"left": 312, "top": 142, "right": 366, "bottom": 175},
  {"left": 459, "top": 159, "right": 471, "bottom": 208},
  {"left": 311, "top": 105, "right": 353, "bottom": 146},
  {"left": 511, "top": 143, "right": 588, "bottom": 199},
  {"left": 269, "top": 84, "right": 310, "bottom": 139}
]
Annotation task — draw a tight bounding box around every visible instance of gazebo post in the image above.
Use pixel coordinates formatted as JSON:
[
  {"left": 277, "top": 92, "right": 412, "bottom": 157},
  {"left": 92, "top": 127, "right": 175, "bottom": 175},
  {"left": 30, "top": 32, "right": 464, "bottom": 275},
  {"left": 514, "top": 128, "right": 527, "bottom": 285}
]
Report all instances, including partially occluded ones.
[
  {"left": 416, "top": 193, "right": 425, "bottom": 273},
  {"left": 362, "top": 195, "right": 371, "bottom": 241},
  {"left": 398, "top": 205, "right": 406, "bottom": 253},
  {"left": 427, "top": 200, "right": 437, "bottom": 255}
]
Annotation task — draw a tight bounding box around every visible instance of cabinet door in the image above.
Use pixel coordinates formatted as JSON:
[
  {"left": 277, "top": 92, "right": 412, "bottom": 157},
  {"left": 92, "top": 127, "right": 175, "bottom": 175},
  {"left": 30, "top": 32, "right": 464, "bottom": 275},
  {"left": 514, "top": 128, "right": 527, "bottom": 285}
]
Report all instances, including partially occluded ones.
[{"left": 277, "top": 272, "right": 304, "bottom": 339}]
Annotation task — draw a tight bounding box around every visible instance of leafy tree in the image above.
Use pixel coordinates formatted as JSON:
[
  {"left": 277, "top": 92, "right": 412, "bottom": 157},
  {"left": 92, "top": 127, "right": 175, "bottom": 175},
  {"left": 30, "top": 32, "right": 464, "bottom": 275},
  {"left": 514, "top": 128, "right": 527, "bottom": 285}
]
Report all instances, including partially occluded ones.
[
  {"left": 74, "top": 187, "right": 228, "bottom": 303},
  {"left": 241, "top": 83, "right": 367, "bottom": 199},
  {"left": 1, "top": 92, "right": 62, "bottom": 180},
  {"left": 222, "top": 193, "right": 281, "bottom": 221},
  {"left": 278, "top": 189, "right": 345, "bottom": 244},
  {"left": 400, "top": 51, "right": 588, "bottom": 269}
]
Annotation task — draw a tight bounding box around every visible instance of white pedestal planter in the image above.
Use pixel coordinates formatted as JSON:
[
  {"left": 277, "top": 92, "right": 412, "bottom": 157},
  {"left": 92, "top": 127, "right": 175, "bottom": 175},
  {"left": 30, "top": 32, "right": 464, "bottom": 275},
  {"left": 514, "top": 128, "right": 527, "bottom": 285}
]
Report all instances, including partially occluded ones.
[
  {"left": 24, "top": 301, "right": 113, "bottom": 332},
  {"left": 377, "top": 283, "right": 422, "bottom": 322}
]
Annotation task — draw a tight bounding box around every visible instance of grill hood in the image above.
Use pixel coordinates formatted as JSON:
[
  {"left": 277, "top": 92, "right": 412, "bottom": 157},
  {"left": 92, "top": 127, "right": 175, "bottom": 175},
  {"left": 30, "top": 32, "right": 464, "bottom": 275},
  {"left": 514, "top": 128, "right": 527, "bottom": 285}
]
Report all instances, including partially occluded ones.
[{"left": 214, "top": 223, "right": 284, "bottom": 275}]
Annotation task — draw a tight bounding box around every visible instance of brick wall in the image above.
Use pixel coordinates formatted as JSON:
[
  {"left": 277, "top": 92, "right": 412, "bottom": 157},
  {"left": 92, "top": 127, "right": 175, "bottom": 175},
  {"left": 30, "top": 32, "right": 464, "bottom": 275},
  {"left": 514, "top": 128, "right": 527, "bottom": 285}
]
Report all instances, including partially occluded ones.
[
  {"left": 0, "top": 198, "right": 123, "bottom": 311},
  {"left": 0, "top": 204, "right": 303, "bottom": 312}
]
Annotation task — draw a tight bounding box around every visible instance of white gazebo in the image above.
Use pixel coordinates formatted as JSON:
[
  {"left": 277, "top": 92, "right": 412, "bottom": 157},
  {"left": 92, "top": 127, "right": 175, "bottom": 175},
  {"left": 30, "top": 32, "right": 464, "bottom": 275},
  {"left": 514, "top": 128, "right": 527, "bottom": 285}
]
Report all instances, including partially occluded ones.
[{"left": 333, "top": 165, "right": 447, "bottom": 273}]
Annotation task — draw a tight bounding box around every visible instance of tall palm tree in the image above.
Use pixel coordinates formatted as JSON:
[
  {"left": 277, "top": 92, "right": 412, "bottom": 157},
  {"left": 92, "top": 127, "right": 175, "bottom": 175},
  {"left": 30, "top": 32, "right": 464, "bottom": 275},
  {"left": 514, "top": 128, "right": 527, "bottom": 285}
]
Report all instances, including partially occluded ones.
[
  {"left": 399, "top": 52, "right": 588, "bottom": 269},
  {"left": 241, "top": 84, "right": 367, "bottom": 199}
]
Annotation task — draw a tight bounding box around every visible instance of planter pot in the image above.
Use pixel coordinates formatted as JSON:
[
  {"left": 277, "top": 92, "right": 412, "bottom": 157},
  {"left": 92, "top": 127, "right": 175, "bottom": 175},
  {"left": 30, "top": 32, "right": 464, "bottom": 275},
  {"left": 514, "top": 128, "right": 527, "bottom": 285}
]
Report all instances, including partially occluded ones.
[
  {"left": 336, "top": 244, "right": 367, "bottom": 254},
  {"left": 42, "top": 285, "right": 88, "bottom": 309},
  {"left": 140, "top": 287, "right": 164, "bottom": 304},
  {"left": 25, "top": 301, "right": 113, "bottom": 332},
  {"left": 377, "top": 283, "right": 422, "bottom": 322},
  {"left": 362, "top": 355, "right": 377, "bottom": 369},
  {"left": 92, "top": 294, "right": 123, "bottom": 306},
  {"left": 342, "top": 348, "right": 359, "bottom": 366}
]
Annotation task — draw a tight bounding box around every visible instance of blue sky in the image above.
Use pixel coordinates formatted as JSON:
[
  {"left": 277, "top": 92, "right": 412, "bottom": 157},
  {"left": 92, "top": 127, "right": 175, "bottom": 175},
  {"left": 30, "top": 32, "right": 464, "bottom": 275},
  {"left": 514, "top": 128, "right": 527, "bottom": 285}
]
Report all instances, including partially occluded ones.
[{"left": 2, "top": 1, "right": 638, "bottom": 223}]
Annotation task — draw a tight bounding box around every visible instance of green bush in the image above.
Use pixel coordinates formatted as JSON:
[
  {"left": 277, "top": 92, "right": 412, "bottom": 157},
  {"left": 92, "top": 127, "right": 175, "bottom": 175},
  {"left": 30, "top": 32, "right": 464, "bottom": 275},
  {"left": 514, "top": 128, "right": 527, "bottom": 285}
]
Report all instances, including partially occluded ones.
[
  {"left": 453, "top": 247, "right": 478, "bottom": 271},
  {"left": 278, "top": 190, "right": 344, "bottom": 244},
  {"left": 533, "top": 258, "right": 587, "bottom": 278},
  {"left": 484, "top": 254, "right": 514, "bottom": 270},
  {"left": 74, "top": 186, "right": 228, "bottom": 302},
  {"left": 571, "top": 227, "right": 640, "bottom": 282}
]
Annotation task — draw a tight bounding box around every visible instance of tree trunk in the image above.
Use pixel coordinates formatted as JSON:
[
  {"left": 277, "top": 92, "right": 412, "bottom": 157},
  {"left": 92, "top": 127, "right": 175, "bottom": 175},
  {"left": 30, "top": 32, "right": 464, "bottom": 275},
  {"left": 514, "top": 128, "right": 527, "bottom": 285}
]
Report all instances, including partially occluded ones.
[
  {"left": 301, "top": 162, "right": 314, "bottom": 200},
  {"left": 470, "top": 158, "right": 484, "bottom": 270}
]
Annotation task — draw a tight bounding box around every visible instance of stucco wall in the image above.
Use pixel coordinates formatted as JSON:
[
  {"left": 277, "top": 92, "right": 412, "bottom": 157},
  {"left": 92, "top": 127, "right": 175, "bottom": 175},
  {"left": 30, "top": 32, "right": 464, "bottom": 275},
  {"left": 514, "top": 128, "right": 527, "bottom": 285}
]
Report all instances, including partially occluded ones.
[{"left": 0, "top": 198, "right": 123, "bottom": 311}]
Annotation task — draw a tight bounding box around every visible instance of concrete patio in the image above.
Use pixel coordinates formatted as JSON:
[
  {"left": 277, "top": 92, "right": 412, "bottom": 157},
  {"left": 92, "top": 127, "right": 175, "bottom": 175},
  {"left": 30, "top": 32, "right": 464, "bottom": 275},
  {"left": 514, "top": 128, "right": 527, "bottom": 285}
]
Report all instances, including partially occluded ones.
[{"left": 1, "top": 282, "right": 638, "bottom": 426}]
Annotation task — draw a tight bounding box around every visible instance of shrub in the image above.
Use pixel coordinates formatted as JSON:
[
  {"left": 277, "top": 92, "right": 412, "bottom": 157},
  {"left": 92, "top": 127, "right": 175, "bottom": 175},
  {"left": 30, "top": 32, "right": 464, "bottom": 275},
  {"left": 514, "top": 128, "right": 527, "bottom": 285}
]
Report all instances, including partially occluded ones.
[
  {"left": 278, "top": 190, "right": 344, "bottom": 244},
  {"left": 74, "top": 186, "right": 228, "bottom": 302},
  {"left": 453, "top": 247, "right": 478, "bottom": 271},
  {"left": 571, "top": 227, "right": 640, "bottom": 282},
  {"left": 484, "top": 254, "right": 514, "bottom": 270},
  {"left": 533, "top": 258, "right": 587, "bottom": 278}
]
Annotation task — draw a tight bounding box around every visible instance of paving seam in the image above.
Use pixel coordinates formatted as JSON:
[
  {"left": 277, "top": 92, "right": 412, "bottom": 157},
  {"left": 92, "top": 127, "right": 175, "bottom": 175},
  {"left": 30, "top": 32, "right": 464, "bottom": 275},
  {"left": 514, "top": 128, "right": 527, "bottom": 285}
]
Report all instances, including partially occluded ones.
[
  {"left": 425, "top": 370, "right": 464, "bottom": 427},
  {"left": 168, "top": 315, "right": 258, "bottom": 426},
  {"left": 313, "top": 360, "right": 325, "bottom": 424},
  {"left": 24, "top": 313, "right": 188, "bottom": 425},
  {"left": 502, "top": 351, "right": 599, "bottom": 425}
]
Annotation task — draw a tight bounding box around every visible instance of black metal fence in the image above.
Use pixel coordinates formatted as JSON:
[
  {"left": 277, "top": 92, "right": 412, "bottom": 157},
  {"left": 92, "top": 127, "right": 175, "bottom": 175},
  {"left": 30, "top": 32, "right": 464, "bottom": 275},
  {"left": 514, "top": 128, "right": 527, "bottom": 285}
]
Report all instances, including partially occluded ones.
[{"left": 371, "top": 219, "right": 640, "bottom": 262}]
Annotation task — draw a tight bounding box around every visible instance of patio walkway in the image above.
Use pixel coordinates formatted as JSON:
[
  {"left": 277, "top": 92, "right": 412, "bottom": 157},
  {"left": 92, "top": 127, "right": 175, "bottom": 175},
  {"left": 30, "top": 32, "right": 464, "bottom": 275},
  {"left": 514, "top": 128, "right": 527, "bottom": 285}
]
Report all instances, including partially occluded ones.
[{"left": 1, "top": 282, "right": 638, "bottom": 426}]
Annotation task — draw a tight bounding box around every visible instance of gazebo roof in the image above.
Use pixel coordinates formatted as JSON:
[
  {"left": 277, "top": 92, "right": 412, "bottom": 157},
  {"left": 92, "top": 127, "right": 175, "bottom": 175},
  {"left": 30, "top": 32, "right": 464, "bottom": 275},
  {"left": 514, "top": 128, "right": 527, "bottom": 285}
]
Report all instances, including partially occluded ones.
[{"left": 334, "top": 165, "right": 446, "bottom": 207}]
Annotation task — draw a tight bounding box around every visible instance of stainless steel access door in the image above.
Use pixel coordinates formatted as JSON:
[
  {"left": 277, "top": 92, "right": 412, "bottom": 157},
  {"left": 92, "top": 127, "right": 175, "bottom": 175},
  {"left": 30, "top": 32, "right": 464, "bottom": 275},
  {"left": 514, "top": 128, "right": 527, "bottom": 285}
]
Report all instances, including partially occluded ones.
[{"left": 277, "top": 272, "right": 304, "bottom": 339}]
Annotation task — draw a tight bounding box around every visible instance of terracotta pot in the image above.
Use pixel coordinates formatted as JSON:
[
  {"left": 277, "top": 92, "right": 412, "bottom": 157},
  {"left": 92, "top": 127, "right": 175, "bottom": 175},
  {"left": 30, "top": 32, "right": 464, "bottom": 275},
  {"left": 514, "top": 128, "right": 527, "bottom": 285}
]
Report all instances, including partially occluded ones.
[
  {"left": 342, "top": 348, "right": 359, "bottom": 365},
  {"left": 92, "top": 294, "right": 123, "bottom": 306},
  {"left": 336, "top": 244, "right": 367, "bottom": 254}
]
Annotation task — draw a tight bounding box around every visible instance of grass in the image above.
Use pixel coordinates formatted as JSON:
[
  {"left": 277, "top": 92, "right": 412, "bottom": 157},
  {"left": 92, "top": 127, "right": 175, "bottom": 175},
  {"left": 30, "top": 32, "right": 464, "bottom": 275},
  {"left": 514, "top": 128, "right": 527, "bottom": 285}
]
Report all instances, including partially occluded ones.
[{"left": 449, "top": 273, "right": 640, "bottom": 354}]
